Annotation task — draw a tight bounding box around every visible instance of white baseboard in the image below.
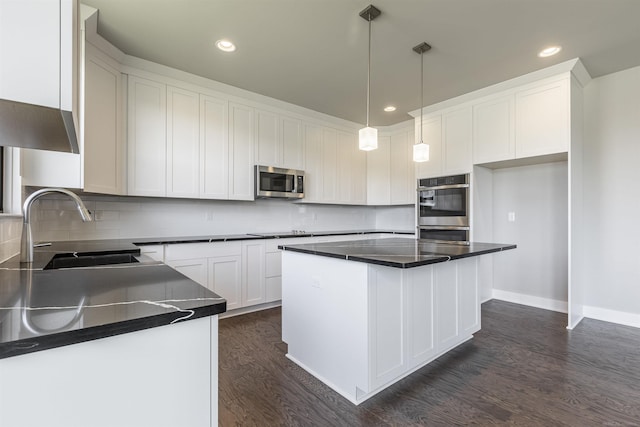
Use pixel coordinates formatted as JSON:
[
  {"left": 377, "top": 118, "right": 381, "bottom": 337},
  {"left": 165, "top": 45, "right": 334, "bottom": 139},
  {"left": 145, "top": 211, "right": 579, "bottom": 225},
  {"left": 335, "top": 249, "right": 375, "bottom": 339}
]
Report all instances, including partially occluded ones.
[
  {"left": 582, "top": 305, "right": 640, "bottom": 329},
  {"left": 491, "top": 289, "right": 568, "bottom": 313}
]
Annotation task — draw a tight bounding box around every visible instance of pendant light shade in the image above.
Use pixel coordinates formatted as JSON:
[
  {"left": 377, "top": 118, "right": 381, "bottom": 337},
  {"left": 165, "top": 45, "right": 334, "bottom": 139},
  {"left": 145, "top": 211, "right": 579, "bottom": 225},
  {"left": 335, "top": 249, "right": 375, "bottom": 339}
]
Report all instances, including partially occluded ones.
[
  {"left": 412, "top": 42, "right": 431, "bottom": 162},
  {"left": 413, "top": 141, "right": 430, "bottom": 162},
  {"left": 358, "top": 5, "right": 381, "bottom": 151},
  {"left": 359, "top": 126, "right": 378, "bottom": 151}
]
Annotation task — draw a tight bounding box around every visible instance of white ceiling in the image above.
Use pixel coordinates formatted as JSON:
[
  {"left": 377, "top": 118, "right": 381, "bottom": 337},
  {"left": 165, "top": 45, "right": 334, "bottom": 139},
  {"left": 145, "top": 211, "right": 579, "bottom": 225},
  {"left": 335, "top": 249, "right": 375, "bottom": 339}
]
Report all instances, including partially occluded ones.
[{"left": 82, "top": 0, "right": 640, "bottom": 126}]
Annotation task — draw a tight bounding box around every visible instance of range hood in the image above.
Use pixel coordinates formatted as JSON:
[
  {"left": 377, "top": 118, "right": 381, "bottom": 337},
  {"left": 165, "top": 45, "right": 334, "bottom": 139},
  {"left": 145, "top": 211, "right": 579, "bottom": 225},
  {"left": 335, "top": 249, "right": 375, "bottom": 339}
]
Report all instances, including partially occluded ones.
[{"left": 0, "top": 98, "right": 79, "bottom": 154}]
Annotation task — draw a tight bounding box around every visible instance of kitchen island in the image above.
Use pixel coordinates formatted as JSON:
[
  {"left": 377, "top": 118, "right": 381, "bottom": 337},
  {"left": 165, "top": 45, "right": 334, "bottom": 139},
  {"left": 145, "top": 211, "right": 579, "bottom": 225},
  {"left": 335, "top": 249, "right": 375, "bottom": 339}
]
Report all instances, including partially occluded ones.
[
  {"left": 0, "top": 242, "right": 226, "bottom": 427},
  {"left": 280, "top": 238, "right": 515, "bottom": 404}
]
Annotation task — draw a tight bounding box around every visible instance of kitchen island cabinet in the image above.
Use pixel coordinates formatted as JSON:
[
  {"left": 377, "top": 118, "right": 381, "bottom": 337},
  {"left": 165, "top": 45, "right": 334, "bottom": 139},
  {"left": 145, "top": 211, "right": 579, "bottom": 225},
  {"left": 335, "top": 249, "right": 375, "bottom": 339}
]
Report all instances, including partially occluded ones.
[{"left": 280, "top": 238, "right": 515, "bottom": 404}]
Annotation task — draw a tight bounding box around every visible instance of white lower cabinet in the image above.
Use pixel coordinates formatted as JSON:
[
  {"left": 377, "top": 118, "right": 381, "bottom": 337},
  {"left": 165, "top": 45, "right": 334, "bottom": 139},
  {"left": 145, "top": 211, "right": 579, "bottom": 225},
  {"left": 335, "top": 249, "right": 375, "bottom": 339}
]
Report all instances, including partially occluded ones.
[
  {"left": 166, "top": 258, "right": 207, "bottom": 287},
  {"left": 242, "top": 241, "right": 266, "bottom": 306},
  {"left": 208, "top": 255, "right": 242, "bottom": 310}
]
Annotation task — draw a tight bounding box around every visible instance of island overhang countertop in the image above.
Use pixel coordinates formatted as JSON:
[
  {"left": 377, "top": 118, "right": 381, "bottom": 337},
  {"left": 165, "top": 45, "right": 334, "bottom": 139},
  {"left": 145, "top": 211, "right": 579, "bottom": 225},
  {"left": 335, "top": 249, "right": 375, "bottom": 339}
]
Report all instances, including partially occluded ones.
[{"left": 278, "top": 238, "right": 516, "bottom": 268}]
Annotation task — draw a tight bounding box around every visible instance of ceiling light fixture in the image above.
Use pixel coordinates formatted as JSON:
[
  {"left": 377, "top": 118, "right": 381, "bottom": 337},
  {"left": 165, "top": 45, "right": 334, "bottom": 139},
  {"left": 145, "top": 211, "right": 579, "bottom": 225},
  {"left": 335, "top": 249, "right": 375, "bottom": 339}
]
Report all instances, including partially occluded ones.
[
  {"left": 358, "top": 4, "right": 381, "bottom": 151},
  {"left": 216, "top": 39, "right": 236, "bottom": 52},
  {"left": 538, "top": 45, "right": 561, "bottom": 58},
  {"left": 384, "top": 105, "right": 396, "bottom": 112},
  {"left": 412, "top": 41, "right": 432, "bottom": 163}
]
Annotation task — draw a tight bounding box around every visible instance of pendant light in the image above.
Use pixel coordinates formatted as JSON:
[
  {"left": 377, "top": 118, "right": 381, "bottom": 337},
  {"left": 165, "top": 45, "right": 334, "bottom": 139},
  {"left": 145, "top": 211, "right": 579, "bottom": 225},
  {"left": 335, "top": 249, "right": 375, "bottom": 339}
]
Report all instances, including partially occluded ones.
[
  {"left": 358, "top": 5, "right": 381, "bottom": 151},
  {"left": 413, "top": 42, "right": 431, "bottom": 162}
]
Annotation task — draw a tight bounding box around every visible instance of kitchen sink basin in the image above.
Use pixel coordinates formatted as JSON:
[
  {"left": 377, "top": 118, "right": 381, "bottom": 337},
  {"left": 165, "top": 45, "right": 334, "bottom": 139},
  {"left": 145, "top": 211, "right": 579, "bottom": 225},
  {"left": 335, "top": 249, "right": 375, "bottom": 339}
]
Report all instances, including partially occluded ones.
[{"left": 43, "top": 252, "right": 140, "bottom": 270}]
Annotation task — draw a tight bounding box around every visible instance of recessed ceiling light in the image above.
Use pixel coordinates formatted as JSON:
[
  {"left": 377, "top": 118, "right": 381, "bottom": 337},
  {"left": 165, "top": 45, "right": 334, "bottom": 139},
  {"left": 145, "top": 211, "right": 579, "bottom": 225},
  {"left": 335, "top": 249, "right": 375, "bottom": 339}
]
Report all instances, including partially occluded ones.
[
  {"left": 538, "top": 46, "right": 561, "bottom": 58},
  {"left": 216, "top": 39, "right": 236, "bottom": 52},
  {"left": 383, "top": 105, "right": 396, "bottom": 112}
]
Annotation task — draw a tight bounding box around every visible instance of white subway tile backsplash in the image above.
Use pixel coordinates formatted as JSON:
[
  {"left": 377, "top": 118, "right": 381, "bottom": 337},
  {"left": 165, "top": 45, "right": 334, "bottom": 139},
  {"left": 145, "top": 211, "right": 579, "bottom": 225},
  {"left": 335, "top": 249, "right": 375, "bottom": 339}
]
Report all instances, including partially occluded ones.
[{"left": 23, "top": 193, "right": 413, "bottom": 242}]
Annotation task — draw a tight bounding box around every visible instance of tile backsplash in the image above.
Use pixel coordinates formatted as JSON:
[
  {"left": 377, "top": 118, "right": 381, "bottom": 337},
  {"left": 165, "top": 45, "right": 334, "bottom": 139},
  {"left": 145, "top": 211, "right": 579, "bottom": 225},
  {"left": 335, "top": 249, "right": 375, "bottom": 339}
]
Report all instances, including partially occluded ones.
[
  {"left": 27, "top": 193, "right": 413, "bottom": 242},
  {"left": 0, "top": 216, "right": 22, "bottom": 262}
]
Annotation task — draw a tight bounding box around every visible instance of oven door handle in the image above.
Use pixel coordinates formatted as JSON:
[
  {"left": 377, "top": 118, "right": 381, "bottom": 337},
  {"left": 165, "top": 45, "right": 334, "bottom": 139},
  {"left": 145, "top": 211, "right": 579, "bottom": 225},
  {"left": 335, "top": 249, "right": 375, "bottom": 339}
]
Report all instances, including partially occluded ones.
[
  {"left": 417, "top": 183, "right": 469, "bottom": 191},
  {"left": 418, "top": 225, "right": 470, "bottom": 231}
]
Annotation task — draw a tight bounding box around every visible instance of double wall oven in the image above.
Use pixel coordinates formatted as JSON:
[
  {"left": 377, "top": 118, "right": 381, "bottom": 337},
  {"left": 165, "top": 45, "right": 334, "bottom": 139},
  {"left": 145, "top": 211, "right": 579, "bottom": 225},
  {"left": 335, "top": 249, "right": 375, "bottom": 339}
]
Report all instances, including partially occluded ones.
[{"left": 417, "top": 174, "right": 470, "bottom": 245}]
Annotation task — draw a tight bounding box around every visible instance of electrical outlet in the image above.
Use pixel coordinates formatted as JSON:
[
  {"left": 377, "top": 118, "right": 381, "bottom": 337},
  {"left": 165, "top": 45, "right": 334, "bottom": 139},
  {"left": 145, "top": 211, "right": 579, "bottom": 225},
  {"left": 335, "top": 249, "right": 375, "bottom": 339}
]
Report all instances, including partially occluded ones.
[
  {"left": 508, "top": 212, "right": 516, "bottom": 222},
  {"left": 206, "top": 211, "right": 214, "bottom": 221}
]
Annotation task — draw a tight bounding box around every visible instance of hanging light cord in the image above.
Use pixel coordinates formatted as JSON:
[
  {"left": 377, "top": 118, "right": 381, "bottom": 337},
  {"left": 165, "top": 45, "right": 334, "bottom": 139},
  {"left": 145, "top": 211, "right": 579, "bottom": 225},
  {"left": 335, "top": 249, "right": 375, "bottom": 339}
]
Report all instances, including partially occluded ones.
[
  {"left": 366, "top": 14, "right": 372, "bottom": 128},
  {"left": 420, "top": 49, "right": 424, "bottom": 144}
]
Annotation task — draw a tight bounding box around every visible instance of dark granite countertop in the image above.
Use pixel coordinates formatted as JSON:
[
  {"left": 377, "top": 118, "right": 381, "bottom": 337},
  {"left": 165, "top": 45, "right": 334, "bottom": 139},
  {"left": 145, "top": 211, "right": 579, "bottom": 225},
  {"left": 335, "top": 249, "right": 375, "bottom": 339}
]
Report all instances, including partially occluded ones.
[
  {"left": 0, "top": 243, "right": 226, "bottom": 360},
  {"left": 132, "top": 229, "right": 414, "bottom": 244},
  {"left": 278, "top": 238, "right": 516, "bottom": 268},
  {"left": 0, "top": 230, "right": 413, "bottom": 359}
]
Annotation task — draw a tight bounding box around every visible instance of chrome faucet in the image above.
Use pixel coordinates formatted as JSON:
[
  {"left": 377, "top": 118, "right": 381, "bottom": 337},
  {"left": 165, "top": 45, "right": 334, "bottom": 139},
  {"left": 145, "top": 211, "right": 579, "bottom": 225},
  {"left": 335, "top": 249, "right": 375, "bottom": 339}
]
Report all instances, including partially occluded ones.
[{"left": 20, "top": 188, "right": 93, "bottom": 263}]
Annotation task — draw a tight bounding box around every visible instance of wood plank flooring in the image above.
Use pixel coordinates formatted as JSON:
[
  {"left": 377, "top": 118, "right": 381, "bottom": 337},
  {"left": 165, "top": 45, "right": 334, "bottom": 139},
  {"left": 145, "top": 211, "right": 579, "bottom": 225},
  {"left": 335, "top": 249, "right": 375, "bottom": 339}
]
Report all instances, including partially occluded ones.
[{"left": 218, "top": 300, "right": 640, "bottom": 426}]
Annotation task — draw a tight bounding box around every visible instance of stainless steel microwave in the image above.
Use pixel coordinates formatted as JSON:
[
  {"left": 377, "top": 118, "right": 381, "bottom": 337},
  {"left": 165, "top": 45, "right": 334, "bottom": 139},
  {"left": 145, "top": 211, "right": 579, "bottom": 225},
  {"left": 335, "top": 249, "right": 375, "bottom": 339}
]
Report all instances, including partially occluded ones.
[{"left": 255, "top": 165, "right": 304, "bottom": 199}]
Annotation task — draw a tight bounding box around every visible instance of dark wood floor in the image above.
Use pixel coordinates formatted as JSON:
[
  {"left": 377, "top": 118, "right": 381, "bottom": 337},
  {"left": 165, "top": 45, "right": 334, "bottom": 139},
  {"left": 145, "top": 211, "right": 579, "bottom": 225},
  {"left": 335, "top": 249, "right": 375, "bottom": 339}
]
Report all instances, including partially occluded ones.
[{"left": 218, "top": 300, "right": 640, "bottom": 426}]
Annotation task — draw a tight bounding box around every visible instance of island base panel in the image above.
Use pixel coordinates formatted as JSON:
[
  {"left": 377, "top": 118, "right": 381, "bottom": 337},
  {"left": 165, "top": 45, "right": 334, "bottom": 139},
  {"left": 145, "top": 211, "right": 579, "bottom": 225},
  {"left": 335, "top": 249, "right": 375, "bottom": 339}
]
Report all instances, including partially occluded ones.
[{"left": 282, "top": 251, "right": 480, "bottom": 405}]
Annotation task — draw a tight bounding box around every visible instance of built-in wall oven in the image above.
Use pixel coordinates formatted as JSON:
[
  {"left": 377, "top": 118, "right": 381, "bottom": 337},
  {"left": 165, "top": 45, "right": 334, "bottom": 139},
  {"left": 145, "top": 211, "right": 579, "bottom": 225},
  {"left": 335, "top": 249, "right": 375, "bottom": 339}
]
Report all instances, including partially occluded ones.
[{"left": 417, "top": 173, "right": 470, "bottom": 245}]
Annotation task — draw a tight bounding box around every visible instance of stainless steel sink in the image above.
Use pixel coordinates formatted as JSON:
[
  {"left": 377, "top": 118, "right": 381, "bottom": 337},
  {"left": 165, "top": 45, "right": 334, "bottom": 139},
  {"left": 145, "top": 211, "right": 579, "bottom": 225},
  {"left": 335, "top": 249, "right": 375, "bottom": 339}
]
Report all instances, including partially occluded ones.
[{"left": 43, "top": 252, "right": 140, "bottom": 270}]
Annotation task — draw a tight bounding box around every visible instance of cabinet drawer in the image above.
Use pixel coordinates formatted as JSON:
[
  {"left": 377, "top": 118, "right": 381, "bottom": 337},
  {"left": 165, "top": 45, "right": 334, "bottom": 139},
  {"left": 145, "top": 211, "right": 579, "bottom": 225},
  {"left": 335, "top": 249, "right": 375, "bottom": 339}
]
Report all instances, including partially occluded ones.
[{"left": 165, "top": 241, "right": 242, "bottom": 261}]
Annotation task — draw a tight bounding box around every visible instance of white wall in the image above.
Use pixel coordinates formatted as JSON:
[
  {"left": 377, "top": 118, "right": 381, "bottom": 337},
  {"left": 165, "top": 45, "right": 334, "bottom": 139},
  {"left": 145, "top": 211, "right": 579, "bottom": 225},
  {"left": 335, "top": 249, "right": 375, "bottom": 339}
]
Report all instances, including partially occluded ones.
[
  {"left": 582, "top": 65, "right": 640, "bottom": 319},
  {"left": 492, "top": 162, "right": 568, "bottom": 305},
  {"left": 374, "top": 205, "right": 414, "bottom": 231},
  {"left": 28, "top": 193, "right": 409, "bottom": 241}
]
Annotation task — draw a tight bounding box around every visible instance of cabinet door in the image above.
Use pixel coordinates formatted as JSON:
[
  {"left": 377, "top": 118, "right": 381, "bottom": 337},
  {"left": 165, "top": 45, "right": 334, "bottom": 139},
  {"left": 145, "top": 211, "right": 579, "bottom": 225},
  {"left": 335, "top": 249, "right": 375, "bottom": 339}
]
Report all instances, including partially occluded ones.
[
  {"left": 351, "top": 137, "right": 368, "bottom": 205},
  {"left": 228, "top": 102, "right": 254, "bottom": 200},
  {"left": 303, "top": 123, "right": 323, "bottom": 202},
  {"left": 472, "top": 95, "right": 514, "bottom": 164},
  {"left": 208, "top": 256, "right": 242, "bottom": 311},
  {"left": 282, "top": 116, "right": 304, "bottom": 170},
  {"left": 367, "top": 135, "right": 391, "bottom": 205},
  {"left": 390, "top": 129, "right": 415, "bottom": 205},
  {"left": 83, "top": 50, "right": 123, "bottom": 195},
  {"left": 166, "top": 258, "right": 207, "bottom": 287},
  {"left": 0, "top": 0, "right": 60, "bottom": 108},
  {"left": 166, "top": 86, "right": 199, "bottom": 198},
  {"left": 322, "top": 128, "right": 338, "bottom": 203},
  {"left": 515, "top": 78, "right": 569, "bottom": 158},
  {"left": 128, "top": 76, "right": 167, "bottom": 197},
  {"left": 457, "top": 258, "right": 480, "bottom": 336},
  {"left": 254, "top": 108, "right": 279, "bottom": 167},
  {"left": 415, "top": 116, "right": 442, "bottom": 179},
  {"left": 336, "top": 131, "right": 352, "bottom": 204},
  {"left": 200, "top": 94, "right": 229, "bottom": 199},
  {"left": 242, "top": 241, "right": 265, "bottom": 307},
  {"left": 435, "top": 262, "right": 459, "bottom": 350},
  {"left": 406, "top": 266, "right": 436, "bottom": 369},
  {"left": 442, "top": 106, "right": 472, "bottom": 175}
]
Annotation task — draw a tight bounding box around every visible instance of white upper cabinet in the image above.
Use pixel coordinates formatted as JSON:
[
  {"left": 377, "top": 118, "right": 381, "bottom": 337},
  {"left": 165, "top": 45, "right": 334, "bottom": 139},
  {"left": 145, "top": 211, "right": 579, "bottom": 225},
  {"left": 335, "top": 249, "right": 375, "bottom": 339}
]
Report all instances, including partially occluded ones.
[
  {"left": 200, "top": 94, "right": 229, "bottom": 199},
  {"left": 389, "top": 128, "right": 416, "bottom": 205},
  {"left": 14, "top": 0, "right": 84, "bottom": 189},
  {"left": 473, "top": 95, "right": 515, "bottom": 164},
  {"left": 127, "top": 76, "right": 167, "bottom": 197},
  {"left": 515, "top": 77, "right": 569, "bottom": 158},
  {"left": 321, "top": 128, "right": 338, "bottom": 203},
  {"left": 0, "top": 0, "right": 76, "bottom": 110},
  {"left": 281, "top": 116, "right": 304, "bottom": 170},
  {"left": 367, "top": 136, "right": 391, "bottom": 205},
  {"left": 442, "top": 106, "right": 472, "bottom": 175},
  {"left": 473, "top": 75, "right": 571, "bottom": 165},
  {"left": 415, "top": 116, "right": 442, "bottom": 179},
  {"left": 254, "top": 108, "right": 304, "bottom": 170},
  {"left": 303, "top": 123, "right": 323, "bottom": 203},
  {"left": 228, "top": 102, "right": 255, "bottom": 200},
  {"left": 166, "top": 85, "right": 200, "bottom": 198},
  {"left": 83, "top": 47, "right": 124, "bottom": 195},
  {"left": 254, "top": 109, "right": 279, "bottom": 166}
]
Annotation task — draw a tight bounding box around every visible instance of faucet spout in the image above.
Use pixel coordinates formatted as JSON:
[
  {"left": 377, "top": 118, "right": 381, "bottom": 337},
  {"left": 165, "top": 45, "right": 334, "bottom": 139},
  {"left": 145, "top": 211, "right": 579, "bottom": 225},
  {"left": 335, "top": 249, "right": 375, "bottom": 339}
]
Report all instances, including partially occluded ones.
[{"left": 20, "top": 188, "right": 93, "bottom": 263}]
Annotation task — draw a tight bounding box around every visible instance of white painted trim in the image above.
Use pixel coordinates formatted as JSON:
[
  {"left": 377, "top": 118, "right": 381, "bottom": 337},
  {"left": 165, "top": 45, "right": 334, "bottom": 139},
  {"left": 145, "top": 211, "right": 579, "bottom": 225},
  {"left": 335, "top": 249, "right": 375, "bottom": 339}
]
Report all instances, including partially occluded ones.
[
  {"left": 491, "top": 289, "right": 568, "bottom": 313},
  {"left": 219, "top": 300, "right": 281, "bottom": 319},
  {"left": 408, "top": 58, "right": 589, "bottom": 117},
  {"left": 583, "top": 305, "right": 640, "bottom": 329}
]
